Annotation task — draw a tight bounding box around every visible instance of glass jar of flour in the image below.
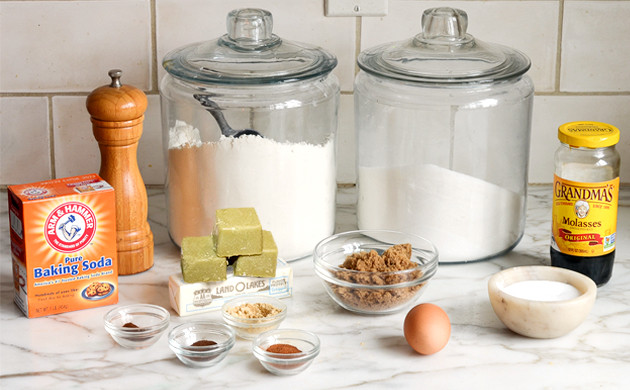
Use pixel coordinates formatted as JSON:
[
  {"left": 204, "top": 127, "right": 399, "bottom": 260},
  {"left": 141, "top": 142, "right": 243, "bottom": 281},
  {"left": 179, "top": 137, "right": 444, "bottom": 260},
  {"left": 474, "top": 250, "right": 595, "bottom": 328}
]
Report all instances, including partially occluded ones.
[
  {"left": 355, "top": 7, "right": 534, "bottom": 263},
  {"left": 160, "top": 9, "right": 339, "bottom": 260}
]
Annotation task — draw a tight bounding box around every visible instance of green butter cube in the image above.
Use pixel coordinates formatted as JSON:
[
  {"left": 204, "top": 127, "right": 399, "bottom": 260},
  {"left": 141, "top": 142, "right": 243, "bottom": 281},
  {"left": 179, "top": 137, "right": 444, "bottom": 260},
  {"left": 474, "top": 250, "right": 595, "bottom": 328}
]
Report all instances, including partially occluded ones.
[
  {"left": 214, "top": 207, "right": 263, "bottom": 257},
  {"left": 181, "top": 236, "right": 227, "bottom": 282},
  {"left": 234, "top": 230, "right": 278, "bottom": 277}
]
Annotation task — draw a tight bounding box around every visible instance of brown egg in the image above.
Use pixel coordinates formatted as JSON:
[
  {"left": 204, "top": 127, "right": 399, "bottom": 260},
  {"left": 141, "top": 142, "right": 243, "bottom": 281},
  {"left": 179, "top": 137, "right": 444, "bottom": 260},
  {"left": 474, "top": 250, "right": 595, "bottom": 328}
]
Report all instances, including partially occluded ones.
[{"left": 403, "top": 303, "right": 451, "bottom": 355}]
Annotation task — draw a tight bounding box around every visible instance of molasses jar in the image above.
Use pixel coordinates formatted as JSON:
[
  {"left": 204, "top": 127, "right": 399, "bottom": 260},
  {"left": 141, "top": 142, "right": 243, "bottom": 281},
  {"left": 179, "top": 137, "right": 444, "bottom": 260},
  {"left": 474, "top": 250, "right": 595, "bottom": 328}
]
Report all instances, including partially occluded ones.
[
  {"left": 551, "top": 121, "right": 621, "bottom": 286},
  {"left": 354, "top": 7, "right": 534, "bottom": 263},
  {"left": 160, "top": 9, "right": 339, "bottom": 260}
]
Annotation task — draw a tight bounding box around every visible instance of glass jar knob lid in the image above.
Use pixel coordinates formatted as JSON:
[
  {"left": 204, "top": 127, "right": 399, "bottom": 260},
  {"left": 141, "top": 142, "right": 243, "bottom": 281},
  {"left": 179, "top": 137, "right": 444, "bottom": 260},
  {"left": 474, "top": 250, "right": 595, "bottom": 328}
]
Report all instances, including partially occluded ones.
[
  {"left": 220, "top": 9, "right": 281, "bottom": 51},
  {"left": 357, "top": 7, "right": 531, "bottom": 84},
  {"left": 162, "top": 8, "right": 337, "bottom": 85}
]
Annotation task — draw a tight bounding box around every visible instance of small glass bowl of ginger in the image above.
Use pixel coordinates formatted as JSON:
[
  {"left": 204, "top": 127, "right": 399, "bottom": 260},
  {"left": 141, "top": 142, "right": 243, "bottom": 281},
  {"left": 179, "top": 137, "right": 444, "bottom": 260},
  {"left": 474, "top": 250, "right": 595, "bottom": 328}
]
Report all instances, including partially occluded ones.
[
  {"left": 222, "top": 296, "right": 287, "bottom": 340},
  {"left": 252, "top": 329, "right": 320, "bottom": 376}
]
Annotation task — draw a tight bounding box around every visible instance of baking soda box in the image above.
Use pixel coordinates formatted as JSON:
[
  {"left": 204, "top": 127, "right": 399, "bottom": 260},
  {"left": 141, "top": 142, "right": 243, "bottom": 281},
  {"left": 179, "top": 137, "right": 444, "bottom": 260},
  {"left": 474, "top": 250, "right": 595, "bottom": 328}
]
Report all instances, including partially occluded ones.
[{"left": 8, "top": 174, "right": 118, "bottom": 318}]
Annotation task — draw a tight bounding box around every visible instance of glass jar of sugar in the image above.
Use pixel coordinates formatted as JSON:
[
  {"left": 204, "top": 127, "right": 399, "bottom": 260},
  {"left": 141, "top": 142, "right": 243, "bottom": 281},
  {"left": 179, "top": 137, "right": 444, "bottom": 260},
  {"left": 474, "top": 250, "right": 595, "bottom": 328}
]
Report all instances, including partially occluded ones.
[
  {"left": 354, "top": 7, "right": 534, "bottom": 263},
  {"left": 160, "top": 8, "right": 339, "bottom": 260},
  {"left": 551, "top": 121, "right": 621, "bottom": 286}
]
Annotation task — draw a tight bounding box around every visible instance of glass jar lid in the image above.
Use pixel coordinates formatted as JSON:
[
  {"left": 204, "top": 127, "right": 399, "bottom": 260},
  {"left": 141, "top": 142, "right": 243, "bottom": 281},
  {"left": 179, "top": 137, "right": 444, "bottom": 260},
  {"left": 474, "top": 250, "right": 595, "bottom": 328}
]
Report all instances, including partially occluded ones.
[
  {"left": 358, "top": 7, "right": 531, "bottom": 84},
  {"left": 162, "top": 8, "right": 337, "bottom": 85}
]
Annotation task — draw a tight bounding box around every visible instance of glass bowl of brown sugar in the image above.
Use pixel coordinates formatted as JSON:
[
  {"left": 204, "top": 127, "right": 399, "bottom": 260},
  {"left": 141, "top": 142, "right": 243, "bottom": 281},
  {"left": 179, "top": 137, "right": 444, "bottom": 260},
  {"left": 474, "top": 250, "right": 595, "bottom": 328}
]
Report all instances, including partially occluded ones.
[
  {"left": 103, "top": 304, "right": 170, "bottom": 349},
  {"left": 253, "top": 328, "right": 320, "bottom": 376},
  {"left": 313, "top": 230, "right": 439, "bottom": 315},
  {"left": 168, "top": 321, "right": 236, "bottom": 368}
]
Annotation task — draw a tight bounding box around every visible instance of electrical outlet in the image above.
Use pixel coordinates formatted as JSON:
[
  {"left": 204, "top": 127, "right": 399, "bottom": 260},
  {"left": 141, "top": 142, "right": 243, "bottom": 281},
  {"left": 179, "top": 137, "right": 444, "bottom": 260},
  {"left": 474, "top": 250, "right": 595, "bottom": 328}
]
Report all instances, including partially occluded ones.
[{"left": 325, "top": 0, "right": 388, "bottom": 17}]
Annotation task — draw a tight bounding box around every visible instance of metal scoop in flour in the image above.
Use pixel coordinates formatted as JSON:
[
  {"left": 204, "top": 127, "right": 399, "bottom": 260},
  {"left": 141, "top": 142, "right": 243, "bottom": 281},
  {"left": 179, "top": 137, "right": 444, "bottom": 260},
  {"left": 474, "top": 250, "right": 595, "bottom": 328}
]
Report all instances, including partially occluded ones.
[{"left": 193, "top": 94, "right": 263, "bottom": 138}]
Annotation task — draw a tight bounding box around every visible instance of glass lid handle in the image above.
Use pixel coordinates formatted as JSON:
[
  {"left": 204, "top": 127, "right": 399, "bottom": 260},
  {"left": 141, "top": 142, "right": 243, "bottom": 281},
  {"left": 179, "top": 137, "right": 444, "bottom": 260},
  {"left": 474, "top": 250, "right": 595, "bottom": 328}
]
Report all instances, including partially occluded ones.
[
  {"left": 222, "top": 8, "right": 281, "bottom": 50},
  {"left": 419, "top": 7, "right": 473, "bottom": 44}
]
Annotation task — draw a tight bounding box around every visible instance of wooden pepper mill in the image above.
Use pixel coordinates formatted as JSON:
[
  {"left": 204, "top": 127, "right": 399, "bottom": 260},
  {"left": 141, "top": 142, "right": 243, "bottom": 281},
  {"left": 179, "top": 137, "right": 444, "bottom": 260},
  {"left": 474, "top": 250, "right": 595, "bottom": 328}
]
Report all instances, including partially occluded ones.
[{"left": 86, "top": 69, "right": 154, "bottom": 275}]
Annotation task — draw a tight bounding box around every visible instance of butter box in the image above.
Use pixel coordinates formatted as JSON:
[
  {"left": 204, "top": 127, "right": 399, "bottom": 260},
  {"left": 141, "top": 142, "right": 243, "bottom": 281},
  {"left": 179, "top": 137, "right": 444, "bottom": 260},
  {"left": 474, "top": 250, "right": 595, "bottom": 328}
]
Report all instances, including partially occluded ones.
[
  {"left": 169, "top": 259, "right": 292, "bottom": 316},
  {"left": 8, "top": 174, "right": 118, "bottom": 318}
]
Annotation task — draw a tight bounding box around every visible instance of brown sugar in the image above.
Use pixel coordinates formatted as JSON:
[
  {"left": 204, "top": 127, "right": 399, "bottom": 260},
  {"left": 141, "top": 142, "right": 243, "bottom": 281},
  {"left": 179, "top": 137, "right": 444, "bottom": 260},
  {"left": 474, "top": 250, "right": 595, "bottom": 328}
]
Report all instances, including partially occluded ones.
[
  {"left": 332, "top": 243, "right": 424, "bottom": 311},
  {"left": 341, "top": 243, "right": 414, "bottom": 272}
]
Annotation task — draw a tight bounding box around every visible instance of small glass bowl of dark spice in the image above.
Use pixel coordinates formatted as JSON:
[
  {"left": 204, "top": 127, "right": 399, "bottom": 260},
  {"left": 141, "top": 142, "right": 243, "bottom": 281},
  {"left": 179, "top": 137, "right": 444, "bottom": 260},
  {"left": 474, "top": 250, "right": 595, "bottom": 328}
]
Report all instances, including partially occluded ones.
[
  {"left": 168, "top": 321, "right": 236, "bottom": 368},
  {"left": 103, "top": 304, "right": 170, "bottom": 349},
  {"left": 313, "top": 230, "right": 438, "bottom": 315},
  {"left": 252, "top": 329, "right": 320, "bottom": 376}
]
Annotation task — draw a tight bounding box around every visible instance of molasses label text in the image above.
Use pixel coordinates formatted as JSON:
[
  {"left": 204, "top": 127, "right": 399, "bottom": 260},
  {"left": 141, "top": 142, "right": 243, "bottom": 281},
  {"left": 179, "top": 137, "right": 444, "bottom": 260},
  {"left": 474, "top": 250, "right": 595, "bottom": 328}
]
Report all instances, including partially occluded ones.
[{"left": 551, "top": 175, "right": 619, "bottom": 257}]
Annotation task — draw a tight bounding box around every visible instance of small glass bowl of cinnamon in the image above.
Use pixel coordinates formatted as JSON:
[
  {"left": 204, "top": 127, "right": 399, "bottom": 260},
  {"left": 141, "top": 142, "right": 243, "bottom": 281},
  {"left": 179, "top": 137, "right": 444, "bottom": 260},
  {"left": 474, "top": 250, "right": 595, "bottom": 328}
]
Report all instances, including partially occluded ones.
[
  {"left": 168, "top": 322, "right": 236, "bottom": 368},
  {"left": 103, "top": 304, "right": 170, "bottom": 349},
  {"left": 252, "top": 329, "right": 320, "bottom": 376}
]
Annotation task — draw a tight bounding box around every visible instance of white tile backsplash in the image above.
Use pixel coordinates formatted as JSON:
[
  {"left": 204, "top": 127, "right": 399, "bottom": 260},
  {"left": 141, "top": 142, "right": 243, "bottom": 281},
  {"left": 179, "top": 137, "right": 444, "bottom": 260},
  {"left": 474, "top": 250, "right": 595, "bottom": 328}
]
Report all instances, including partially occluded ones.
[
  {"left": 561, "top": 1, "right": 630, "bottom": 92},
  {"left": 51, "top": 96, "right": 101, "bottom": 178},
  {"left": 0, "top": 97, "right": 51, "bottom": 184},
  {"left": 1, "top": 0, "right": 629, "bottom": 187},
  {"left": 0, "top": 1, "right": 151, "bottom": 93},
  {"left": 530, "top": 95, "right": 630, "bottom": 184}
]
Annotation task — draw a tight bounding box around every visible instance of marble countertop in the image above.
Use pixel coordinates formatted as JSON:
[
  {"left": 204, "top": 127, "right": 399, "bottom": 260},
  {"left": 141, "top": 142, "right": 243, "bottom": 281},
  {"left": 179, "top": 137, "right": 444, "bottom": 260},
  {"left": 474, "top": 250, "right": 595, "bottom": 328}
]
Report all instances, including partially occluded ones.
[{"left": 1, "top": 185, "right": 629, "bottom": 389}]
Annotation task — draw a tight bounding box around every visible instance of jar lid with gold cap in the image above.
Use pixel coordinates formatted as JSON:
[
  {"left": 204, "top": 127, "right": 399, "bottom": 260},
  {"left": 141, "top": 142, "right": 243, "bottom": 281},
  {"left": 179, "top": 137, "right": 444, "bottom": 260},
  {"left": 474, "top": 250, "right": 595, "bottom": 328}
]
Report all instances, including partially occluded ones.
[{"left": 558, "top": 121, "right": 620, "bottom": 149}]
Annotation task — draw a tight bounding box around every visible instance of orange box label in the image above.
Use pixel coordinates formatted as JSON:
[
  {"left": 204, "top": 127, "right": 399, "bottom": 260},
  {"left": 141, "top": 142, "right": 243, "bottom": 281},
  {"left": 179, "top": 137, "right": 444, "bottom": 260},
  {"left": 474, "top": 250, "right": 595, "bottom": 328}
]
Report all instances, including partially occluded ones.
[{"left": 8, "top": 174, "right": 118, "bottom": 318}]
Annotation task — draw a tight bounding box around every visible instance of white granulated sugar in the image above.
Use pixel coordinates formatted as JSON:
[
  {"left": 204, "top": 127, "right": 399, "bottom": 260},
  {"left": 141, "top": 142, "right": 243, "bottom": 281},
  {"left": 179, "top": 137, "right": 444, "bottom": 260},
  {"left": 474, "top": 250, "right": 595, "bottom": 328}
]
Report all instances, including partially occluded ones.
[
  {"left": 357, "top": 164, "right": 524, "bottom": 262},
  {"left": 168, "top": 132, "right": 336, "bottom": 260},
  {"left": 503, "top": 280, "right": 581, "bottom": 302}
]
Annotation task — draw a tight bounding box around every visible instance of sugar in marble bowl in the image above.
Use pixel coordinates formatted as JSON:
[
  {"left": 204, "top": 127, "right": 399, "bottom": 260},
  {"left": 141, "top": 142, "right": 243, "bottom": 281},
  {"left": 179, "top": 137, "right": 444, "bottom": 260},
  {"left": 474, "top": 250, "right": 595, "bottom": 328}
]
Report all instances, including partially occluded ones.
[{"left": 488, "top": 265, "right": 597, "bottom": 339}]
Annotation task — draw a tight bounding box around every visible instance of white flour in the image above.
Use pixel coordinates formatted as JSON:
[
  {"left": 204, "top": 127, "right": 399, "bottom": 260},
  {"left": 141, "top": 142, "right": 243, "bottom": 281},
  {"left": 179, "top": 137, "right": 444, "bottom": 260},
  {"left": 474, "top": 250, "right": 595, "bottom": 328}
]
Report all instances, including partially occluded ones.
[
  {"left": 169, "top": 120, "right": 202, "bottom": 149},
  {"left": 167, "top": 124, "right": 336, "bottom": 260},
  {"left": 357, "top": 164, "right": 524, "bottom": 262}
]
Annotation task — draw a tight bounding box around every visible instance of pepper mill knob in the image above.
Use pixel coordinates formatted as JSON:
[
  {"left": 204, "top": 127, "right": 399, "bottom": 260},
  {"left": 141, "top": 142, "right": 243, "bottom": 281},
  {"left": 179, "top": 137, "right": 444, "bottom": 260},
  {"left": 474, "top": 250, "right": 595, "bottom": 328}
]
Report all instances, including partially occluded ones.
[{"left": 86, "top": 69, "right": 154, "bottom": 275}]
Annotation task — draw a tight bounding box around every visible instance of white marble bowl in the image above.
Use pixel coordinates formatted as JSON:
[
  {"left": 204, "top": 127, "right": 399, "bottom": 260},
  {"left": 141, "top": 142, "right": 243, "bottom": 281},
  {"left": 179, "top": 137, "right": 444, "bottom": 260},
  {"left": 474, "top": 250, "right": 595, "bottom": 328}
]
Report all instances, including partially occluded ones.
[
  {"left": 103, "top": 304, "right": 170, "bottom": 349},
  {"left": 313, "top": 230, "right": 438, "bottom": 315},
  {"left": 252, "top": 329, "right": 320, "bottom": 376},
  {"left": 488, "top": 266, "right": 597, "bottom": 339},
  {"left": 168, "top": 322, "right": 235, "bottom": 368},
  {"left": 221, "top": 296, "right": 287, "bottom": 340}
]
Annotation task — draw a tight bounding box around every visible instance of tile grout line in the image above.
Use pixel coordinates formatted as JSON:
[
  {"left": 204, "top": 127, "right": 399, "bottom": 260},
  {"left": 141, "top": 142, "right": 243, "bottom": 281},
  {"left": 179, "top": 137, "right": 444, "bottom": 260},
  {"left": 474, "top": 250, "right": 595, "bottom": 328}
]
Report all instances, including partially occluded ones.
[
  {"left": 354, "top": 15, "right": 362, "bottom": 77},
  {"left": 47, "top": 95, "right": 56, "bottom": 180},
  {"left": 150, "top": 0, "right": 159, "bottom": 94},
  {"left": 555, "top": 0, "right": 565, "bottom": 93}
]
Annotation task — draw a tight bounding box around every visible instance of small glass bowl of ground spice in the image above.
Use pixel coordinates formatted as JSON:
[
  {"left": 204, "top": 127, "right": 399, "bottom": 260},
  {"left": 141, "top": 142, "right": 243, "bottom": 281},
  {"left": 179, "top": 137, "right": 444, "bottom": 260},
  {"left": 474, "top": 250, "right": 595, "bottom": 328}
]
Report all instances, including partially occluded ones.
[
  {"left": 252, "top": 329, "right": 320, "bottom": 376},
  {"left": 313, "top": 230, "right": 439, "bottom": 315},
  {"left": 221, "top": 296, "right": 287, "bottom": 340},
  {"left": 103, "top": 304, "right": 170, "bottom": 349},
  {"left": 168, "top": 321, "right": 236, "bottom": 368}
]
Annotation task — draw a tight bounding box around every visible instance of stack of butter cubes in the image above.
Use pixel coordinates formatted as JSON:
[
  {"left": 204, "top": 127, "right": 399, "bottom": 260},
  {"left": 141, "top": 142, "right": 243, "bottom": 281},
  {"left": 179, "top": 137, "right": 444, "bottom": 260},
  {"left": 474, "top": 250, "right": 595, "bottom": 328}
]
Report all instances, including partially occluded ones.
[{"left": 181, "top": 208, "right": 278, "bottom": 283}]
